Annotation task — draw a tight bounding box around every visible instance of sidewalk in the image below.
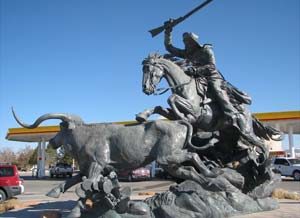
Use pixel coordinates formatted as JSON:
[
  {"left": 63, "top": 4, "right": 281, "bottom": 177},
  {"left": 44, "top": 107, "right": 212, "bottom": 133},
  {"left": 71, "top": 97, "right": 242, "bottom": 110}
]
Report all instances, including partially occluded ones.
[
  {"left": 234, "top": 199, "right": 300, "bottom": 218},
  {"left": 1, "top": 198, "right": 299, "bottom": 218}
]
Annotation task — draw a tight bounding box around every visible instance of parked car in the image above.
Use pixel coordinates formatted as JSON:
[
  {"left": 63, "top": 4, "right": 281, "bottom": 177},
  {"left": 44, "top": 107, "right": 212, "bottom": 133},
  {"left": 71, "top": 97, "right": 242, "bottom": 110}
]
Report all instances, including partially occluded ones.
[
  {"left": 49, "top": 163, "right": 73, "bottom": 178},
  {"left": 117, "top": 167, "right": 150, "bottom": 181},
  {"left": 0, "top": 164, "right": 24, "bottom": 202},
  {"left": 271, "top": 157, "right": 300, "bottom": 180},
  {"left": 20, "top": 167, "right": 28, "bottom": 172}
]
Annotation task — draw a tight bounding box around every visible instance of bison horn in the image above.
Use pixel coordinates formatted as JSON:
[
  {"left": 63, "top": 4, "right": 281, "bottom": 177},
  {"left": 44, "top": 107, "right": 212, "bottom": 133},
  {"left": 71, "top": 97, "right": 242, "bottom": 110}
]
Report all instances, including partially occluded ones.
[{"left": 12, "top": 107, "right": 82, "bottom": 129}]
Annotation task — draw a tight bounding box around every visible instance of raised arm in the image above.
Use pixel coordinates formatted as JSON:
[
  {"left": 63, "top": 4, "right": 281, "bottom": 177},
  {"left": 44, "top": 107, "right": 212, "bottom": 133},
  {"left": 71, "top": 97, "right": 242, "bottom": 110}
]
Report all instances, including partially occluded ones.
[{"left": 164, "top": 27, "right": 186, "bottom": 59}]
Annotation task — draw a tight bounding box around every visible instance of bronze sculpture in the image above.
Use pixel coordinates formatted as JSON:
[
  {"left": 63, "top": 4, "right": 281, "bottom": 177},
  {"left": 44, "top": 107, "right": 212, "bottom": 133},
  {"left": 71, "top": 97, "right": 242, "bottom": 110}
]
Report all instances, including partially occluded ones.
[{"left": 11, "top": 0, "right": 283, "bottom": 217}]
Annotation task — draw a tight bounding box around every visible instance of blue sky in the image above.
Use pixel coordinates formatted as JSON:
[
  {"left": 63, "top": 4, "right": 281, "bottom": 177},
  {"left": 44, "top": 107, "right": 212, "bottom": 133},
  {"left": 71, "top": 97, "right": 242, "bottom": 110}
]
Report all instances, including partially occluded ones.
[{"left": 0, "top": 0, "right": 299, "bottom": 151}]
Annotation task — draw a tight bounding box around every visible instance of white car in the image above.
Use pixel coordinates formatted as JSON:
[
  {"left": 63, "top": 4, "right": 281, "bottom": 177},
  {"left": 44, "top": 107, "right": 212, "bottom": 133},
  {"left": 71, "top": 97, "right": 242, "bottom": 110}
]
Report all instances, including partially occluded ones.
[
  {"left": 49, "top": 163, "right": 73, "bottom": 178},
  {"left": 272, "top": 157, "right": 300, "bottom": 181}
]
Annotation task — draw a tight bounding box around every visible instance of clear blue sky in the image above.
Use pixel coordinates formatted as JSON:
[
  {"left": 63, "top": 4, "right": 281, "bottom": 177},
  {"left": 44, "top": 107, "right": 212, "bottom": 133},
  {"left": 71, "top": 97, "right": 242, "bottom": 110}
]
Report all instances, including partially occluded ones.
[{"left": 0, "top": 0, "right": 299, "bottom": 150}]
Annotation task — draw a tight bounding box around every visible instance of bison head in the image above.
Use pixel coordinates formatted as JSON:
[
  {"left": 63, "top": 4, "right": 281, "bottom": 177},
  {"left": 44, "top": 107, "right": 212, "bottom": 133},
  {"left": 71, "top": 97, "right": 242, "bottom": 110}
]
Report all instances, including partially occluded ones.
[{"left": 12, "top": 107, "right": 83, "bottom": 150}]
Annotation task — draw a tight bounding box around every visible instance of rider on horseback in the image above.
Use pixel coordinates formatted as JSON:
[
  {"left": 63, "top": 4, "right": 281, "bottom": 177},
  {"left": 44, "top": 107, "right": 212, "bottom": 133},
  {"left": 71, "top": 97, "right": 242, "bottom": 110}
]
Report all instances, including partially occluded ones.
[
  {"left": 164, "top": 22, "right": 241, "bottom": 125},
  {"left": 162, "top": 22, "right": 267, "bottom": 149}
]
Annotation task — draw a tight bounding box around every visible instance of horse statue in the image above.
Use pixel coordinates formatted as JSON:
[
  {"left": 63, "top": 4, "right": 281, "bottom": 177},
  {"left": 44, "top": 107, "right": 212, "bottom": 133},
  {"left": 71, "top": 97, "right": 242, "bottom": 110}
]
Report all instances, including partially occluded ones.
[{"left": 137, "top": 53, "right": 282, "bottom": 169}]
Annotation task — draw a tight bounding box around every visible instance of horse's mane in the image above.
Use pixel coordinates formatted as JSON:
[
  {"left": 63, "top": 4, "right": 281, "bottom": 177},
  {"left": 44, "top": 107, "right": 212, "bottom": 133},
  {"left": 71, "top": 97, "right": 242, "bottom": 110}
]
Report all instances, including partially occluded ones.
[
  {"left": 142, "top": 52, "right": 162, "bottom": 65},
  {"left": 142, "top": 52, "right": 183, "bottom": 71}
]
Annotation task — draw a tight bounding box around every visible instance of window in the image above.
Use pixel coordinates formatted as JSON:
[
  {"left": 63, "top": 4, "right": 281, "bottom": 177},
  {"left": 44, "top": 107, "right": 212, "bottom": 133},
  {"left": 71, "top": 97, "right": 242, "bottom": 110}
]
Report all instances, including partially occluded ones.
[
  {"left": 288, "top": 159, "right": 300, "bottom": 165},
  {"left": 274, "top": 159, "right": 289, "bottom": 166},
  {"left": 56, "top": 163, "right": 64, "bottom": 168},
  {"left": 0, "top": 167, "right": 14, "bottom": 177},
  {"left": 63, "top": 164, "right": 71, "bottom": 168}
]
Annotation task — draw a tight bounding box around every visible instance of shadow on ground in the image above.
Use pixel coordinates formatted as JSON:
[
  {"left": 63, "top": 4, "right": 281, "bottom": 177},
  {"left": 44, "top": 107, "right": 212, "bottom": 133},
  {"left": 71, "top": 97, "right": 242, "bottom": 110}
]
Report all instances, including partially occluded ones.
[{"left": 0, "top": 200, "right": 76, "bottom": 218}]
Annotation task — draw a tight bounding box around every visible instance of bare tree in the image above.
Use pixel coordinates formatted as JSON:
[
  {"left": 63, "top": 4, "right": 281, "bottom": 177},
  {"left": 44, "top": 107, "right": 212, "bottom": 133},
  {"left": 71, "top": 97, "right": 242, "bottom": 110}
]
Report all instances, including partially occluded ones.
[
  {"left": 17, "top": 145, "right": 35, "bottom": 167},
  {"left": 0, "top": 147, "right": 17, "bottom": 164}
]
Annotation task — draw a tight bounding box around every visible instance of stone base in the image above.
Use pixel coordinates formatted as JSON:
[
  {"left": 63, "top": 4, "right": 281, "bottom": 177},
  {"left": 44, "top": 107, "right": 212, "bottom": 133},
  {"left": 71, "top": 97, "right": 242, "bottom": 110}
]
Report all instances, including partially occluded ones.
[{"left": 80, "top": 178, "right": 279, "bottom": 218}]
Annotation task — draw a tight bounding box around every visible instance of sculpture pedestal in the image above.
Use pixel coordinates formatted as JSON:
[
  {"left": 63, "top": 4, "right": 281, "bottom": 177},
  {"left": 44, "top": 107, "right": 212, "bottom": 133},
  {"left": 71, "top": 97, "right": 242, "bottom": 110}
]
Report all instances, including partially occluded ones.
[{"left": 79, "top": 169, "right": 281, "bottom": 218}]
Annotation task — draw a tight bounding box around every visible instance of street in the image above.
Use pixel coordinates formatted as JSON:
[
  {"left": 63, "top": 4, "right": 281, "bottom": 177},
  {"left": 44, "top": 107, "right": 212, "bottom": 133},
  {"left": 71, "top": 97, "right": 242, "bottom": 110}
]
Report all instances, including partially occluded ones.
[{"left": 16, "top": 172, "right": 299, "bottom": 203}]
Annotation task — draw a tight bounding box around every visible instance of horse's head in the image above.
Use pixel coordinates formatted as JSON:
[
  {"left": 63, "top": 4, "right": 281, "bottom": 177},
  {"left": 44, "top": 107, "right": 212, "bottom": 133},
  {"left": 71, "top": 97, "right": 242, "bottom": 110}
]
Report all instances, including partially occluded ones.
[{"left": 142, "top": 53, "right": 165, "bottom": 95}]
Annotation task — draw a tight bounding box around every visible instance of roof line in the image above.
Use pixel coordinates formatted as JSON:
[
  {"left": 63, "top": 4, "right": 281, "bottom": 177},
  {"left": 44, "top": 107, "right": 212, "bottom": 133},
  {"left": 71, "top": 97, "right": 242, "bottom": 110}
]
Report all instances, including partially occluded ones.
[{"left": 6, "top": 111, "right": 300, "bottom": 139}]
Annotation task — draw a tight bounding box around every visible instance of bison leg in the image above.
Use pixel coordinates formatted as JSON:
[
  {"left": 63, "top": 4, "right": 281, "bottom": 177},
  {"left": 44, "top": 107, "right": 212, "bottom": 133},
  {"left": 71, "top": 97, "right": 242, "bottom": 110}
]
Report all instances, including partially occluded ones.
[
  {"left": 66, "top": 163, "right": 105, "bottom": 218},
  {"left": 46, "top": 174, "right": 82, "bottom": 198},
  {"left": 88, "top": 162, "right": 103, "bottom": 177}
]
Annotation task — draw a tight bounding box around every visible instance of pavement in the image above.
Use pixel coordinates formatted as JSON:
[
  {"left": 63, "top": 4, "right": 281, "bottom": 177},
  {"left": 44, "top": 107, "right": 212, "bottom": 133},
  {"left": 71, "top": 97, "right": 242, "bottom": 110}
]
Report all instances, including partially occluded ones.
[{"left": 234, "top": 199, "right": 300, "bottom": 218}]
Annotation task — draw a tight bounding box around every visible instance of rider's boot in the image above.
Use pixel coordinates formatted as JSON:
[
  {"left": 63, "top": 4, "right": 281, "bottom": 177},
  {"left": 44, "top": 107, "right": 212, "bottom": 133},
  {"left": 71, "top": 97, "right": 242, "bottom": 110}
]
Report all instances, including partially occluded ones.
[
  {"left": 223, "top": 109, "right": 239, "bottom": 127},
  {"left": 234, "top": 113, "right": 264, "bottom": 147},
  {"left": 223, "top": 109, "right": 263, "bottom": 147}
]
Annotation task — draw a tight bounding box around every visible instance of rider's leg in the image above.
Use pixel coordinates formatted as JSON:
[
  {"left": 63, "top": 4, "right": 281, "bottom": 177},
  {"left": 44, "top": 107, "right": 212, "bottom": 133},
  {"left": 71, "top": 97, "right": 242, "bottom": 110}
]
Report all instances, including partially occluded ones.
[
  {"left": 209, "top": 80, "right": 265, "bottom": 149},
  {"left": 209, "top": 79, "right": 239, "bottom": 121},
  {"left": 234, "top": 107, "right": 264, "bottom": 148}
]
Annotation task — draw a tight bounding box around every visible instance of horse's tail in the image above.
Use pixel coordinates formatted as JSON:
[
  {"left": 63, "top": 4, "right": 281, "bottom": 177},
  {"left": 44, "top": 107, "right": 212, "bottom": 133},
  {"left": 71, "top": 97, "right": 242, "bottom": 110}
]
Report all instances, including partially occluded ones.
[
  {"left": 252, "top": 116, "right": 284, "bottom": 141},
  {"left": 178, "top": 120, "right": 214, "bottom": 151}
]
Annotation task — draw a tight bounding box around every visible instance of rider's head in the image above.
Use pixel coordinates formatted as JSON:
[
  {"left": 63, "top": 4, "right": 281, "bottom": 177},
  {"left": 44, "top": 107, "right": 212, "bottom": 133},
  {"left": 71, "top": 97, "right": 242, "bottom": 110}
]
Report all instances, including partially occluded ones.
[{"left": 182, "top": 32, "right": 201, "bottom": 50}]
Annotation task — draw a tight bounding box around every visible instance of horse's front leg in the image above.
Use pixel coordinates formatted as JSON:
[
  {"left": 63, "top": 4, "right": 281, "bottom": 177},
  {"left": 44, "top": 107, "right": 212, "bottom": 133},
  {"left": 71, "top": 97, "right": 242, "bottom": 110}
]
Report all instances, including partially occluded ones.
[
  {"left": 136, "top": 106, "right": 176, "bottom": 122},
  {"left": 168, "top": 94, "right": 199, "bottom": 123}
]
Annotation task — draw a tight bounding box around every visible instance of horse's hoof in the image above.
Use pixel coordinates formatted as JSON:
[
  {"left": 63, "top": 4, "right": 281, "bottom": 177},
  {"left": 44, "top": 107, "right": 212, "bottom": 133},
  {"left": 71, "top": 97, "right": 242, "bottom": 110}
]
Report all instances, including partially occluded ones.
[
  {"left": 136, "top": 114, "right": 146, "bottom": 123},
  {"left": 75, "top": 186, "right": 86, "bottom": 198}
]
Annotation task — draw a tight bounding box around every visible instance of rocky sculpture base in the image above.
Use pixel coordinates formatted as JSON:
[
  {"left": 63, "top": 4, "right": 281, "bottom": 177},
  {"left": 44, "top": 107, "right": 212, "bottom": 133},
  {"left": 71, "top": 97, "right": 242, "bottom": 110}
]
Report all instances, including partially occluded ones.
[{"left": 78, "top": 169, "right": 281, "bottom": 218}]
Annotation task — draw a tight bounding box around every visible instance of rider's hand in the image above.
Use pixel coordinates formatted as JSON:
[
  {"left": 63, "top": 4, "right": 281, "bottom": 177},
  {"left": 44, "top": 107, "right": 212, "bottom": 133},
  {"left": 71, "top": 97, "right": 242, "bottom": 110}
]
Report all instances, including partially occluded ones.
[
  {"left": 164, "top": 18, "right": 174, "bottom": 32},
  {"left": 185, "top": 67, "right": 197, "bottom": 76}
]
